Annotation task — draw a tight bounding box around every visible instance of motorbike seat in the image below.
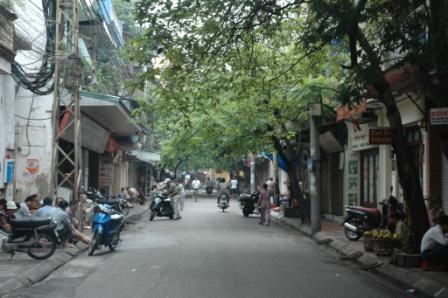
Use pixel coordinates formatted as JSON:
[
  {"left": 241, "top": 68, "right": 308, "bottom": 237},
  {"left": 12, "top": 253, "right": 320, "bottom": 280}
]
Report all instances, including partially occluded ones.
[
  {"left": 10, "top": 218, "right": 52, "bottom": 229},
  {"left": 348, "top": 206, "right": 381, "bottom": 217},
  {"left": 98, "top": 199, "right": 119, "bottom": 207}
]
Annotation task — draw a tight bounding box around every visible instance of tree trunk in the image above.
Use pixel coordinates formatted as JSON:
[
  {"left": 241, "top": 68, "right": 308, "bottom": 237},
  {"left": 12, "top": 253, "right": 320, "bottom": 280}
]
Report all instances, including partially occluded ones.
[
  {"left": 357, "top": 29, "right": 429, "bottom": 250},
  {"left": 272, "top": 136, "right": 307, "bottom": 221}
]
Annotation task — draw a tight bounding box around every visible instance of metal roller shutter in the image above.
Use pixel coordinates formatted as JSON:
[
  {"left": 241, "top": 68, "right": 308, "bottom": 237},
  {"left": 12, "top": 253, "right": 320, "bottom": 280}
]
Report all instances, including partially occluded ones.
[{"left": 442, "top": 151, "right": 448, "bottom": 213}]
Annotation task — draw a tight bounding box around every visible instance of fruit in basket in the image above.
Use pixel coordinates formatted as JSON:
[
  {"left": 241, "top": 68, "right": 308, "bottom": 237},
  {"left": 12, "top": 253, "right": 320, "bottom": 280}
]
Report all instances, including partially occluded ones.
[
  {"left": 363, "top": 231, "right": 373, "bottom": 237},
  {"left": 371, "top": 229, "right": 393, "bottom": 239}
]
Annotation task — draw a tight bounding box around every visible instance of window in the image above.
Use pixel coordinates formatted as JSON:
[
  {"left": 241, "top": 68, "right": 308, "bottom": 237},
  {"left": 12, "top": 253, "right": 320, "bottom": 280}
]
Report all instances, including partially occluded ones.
[{"left": 360, "top": 149, "right": 379, "bottom": 207}]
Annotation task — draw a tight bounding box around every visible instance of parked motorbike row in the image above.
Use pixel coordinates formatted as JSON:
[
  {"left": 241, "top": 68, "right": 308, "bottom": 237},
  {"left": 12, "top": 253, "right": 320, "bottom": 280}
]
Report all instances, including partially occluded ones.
[{"left": 1, "top": 190, "right": 132, "bottom": 260}]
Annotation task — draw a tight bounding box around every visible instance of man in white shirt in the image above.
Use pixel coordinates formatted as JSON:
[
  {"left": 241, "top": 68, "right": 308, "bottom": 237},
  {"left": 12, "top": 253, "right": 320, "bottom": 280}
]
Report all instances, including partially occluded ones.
[
  {"left": 421, "top": 215, "right": 448, "bottom": 266},
  {"left": 230, "top": 177, "right": 238, "bottom": 197},
  {"left": 191, "top": 178, "right": 201, "bottom": 202}
]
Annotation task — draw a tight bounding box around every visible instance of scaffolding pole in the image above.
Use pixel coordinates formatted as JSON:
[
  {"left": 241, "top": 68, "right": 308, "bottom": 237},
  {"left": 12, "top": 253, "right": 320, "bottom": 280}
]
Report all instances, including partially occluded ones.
[{"left": 51, "top": 0, "right": 83, "bottom": 228}]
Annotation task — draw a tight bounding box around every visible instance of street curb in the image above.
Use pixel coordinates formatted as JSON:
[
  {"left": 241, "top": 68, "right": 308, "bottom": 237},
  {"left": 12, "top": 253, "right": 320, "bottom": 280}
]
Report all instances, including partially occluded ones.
[
  {"left": 0, "top": 243, "right": 88, "bottom": 297},
  {"left": 271, "top": 214, "right": 448, "bottom": 298}
]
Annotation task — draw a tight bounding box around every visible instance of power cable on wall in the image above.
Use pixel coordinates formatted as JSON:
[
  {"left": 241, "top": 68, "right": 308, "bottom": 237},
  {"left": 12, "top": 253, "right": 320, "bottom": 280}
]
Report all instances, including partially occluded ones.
[
  {"left": 11, "top": 0, "right": 56, "bottom": 95},
  {"left": 17, "top": 93, "right": 35, "bottom": 157}
]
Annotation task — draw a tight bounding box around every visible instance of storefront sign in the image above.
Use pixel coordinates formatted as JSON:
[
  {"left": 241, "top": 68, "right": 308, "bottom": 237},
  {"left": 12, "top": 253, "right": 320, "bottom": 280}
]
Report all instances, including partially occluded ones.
[
  {"left": 369, "top": 128, "right": 392, "bottom": 145},
  {"left": 98, "top": 160, "right": 113, "bottom": 186},
  {"left": 430, "top": 108, "right": 448, "bottom": 125},
  {"left": 351, "top": 127, "right": 370, "bottom": 151}
]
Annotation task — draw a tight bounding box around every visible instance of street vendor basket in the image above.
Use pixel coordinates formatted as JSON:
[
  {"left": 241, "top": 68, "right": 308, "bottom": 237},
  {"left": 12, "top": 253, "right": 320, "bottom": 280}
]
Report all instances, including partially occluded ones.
[
  {"left": 362, "top": 237, "right": 374, "bottom": 252},
  {"left": 372, "top": 239, "right": 395, "bottom": 256}
]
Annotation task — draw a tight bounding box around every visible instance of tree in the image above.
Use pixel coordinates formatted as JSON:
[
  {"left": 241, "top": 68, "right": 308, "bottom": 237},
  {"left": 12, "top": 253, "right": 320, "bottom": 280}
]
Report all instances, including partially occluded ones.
[
  {"left": 129, "top": 0, "right": 439, "bottom": 248},
  {"left": 129, "top": 11, "right": 344, "bottom": 219}
]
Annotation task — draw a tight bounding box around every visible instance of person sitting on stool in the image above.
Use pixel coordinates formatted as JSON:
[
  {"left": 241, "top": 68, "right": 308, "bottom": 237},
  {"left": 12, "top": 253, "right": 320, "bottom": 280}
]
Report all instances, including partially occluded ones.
[{"left": 421, "top": 215, "right": 448, "bottom": 269}]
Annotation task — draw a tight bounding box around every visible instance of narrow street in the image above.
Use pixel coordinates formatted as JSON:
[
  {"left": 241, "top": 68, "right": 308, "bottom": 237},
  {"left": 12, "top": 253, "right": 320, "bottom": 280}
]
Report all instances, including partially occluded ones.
[{"left": 5, "top": 196, "right": 418, "bottom": 298}]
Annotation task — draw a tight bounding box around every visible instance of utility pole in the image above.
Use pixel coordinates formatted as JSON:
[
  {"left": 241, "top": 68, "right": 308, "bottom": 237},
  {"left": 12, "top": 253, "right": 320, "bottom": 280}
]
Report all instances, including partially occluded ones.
[
  {"left": 310, "top": 96, "right": 321, "bottom": 234},
  {"left": 250, "top": 153, "right": 255, "bottom": 193},
  {"left": 51, "top": 0, "right": 83, "bottom": 227},
  {"left": 273, "top": 152, "right": 279, "bottom": 206}
]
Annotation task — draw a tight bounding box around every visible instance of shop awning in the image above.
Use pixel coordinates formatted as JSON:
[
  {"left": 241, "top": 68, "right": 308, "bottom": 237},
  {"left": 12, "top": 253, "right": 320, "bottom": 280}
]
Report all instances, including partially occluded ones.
[
  {"left": 78, "top": 90, "right": 141, "bottom": 136},
  {"left": 129, "top": 150, "right": 160, "bottom": 164},
  {"left": 60, "top": 91, "right": 141, "bottom": 153}
]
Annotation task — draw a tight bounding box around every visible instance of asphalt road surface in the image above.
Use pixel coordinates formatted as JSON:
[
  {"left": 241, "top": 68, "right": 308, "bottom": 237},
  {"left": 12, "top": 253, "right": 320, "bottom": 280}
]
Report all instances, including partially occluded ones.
[{"left": 5, "top": 195, "right": 420, "bottom": 298}]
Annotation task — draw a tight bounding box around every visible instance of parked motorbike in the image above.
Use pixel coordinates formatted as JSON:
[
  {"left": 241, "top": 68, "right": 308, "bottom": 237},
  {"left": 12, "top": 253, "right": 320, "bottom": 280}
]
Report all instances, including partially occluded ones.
[
  {"left": 89, "top": 204, "right": 124, "bottom": 256},
  {"left": 149, "top": 193, "right": 174, "bottom": 221},
  {"left": 97, "top": 197, "right": 130, "bottom": 217},
  {"left": 88, "top": 189, "right": 131, "bottom": 217},
  {"left": 343, "top": 197, "right": 404, "bottom": 241},
  {"left": 239, "top": 192, "right": 260, "bottom": 217},
  {"left": 205, "top": 186, "right": 213, "bottom": 195},
  {"left": 1, "top": 218, "right": 57, "bottom": 260}
]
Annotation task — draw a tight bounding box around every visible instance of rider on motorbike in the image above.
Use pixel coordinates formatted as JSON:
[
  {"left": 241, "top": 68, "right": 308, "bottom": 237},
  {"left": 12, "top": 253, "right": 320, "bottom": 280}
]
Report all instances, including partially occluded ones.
[{"left": 217, "top": 178, "right": 230, "bottom": 207}]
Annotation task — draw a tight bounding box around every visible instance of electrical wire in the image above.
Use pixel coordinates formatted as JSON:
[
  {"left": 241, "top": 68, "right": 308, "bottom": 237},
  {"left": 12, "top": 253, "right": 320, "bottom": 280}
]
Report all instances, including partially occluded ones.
[
  {"left": 14, "top": 114, "right": 52, "bottom": 121},
  {"left": 11, "top": 0, "right": 56, "bottom": 95}
]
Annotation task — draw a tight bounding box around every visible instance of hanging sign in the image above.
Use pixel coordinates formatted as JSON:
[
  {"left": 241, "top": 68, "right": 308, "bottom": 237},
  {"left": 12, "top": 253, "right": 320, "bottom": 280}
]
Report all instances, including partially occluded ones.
[
  {"left": 369, "top": 128, "right": 392, "bottom": 145},
  {"left": 430, "top": 108, "right": 448, "bottom": 125}
]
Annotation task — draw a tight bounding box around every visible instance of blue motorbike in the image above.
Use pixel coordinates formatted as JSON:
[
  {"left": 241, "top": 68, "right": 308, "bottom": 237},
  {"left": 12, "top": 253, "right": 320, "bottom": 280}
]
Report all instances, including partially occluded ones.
[{"left": 88, "top": 204, "right": 124, "bottom": 256}]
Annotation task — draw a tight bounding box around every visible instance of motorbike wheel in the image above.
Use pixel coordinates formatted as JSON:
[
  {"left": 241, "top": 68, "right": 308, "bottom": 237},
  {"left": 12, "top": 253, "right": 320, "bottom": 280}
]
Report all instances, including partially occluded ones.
[
  {"left": 89, "top": 231, "right": 100, "bottom": 256},
  {"left": 242, "top": 207, "right": 251, "bottom": 218},
  {"left": 121, "top": 206, "right": 130, "bottom": 217},
  {"left": 344, "top": 218, "right": 362, "bottom": 241},
  {"left": 27, "top": 232, "right": 56, "bottom": 260},
  {"left": 108, "top": 231, "right": 120, "bottom": 251},
  {"left": 150, "top": 210, "right": 157, "bottom": 221}
]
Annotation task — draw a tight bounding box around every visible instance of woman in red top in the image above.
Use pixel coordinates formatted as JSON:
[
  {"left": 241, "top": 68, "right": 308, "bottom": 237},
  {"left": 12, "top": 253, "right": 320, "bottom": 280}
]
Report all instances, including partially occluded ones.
[{"left": 258, "top": 183, "right": 272, "bottom": 225}]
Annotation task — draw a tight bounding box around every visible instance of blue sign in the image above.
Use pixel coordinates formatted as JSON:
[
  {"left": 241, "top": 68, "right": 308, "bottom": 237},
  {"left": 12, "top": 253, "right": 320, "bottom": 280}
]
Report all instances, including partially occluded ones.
[{"left": 5, "top": 159, "right": 14, "bottom": 184}]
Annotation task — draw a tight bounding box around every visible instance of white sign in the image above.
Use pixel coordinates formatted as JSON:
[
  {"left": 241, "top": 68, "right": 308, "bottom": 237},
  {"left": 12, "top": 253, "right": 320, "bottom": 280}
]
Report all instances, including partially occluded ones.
[{"left": 430, "top": 108, "right": 448, "bottom": 125}]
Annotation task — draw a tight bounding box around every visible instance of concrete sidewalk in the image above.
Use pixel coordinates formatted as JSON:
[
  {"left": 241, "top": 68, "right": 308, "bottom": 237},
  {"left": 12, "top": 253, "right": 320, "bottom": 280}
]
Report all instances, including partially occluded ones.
[
  {"left": 271, "top": 209, "right": 448, "bottom": 298},
  {"left": 0, "top": 203, "right": 148, "bottom": 297}
]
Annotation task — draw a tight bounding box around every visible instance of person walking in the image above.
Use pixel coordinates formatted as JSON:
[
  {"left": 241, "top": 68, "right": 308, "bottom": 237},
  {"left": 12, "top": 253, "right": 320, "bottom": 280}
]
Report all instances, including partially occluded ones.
[
  {"left": 257, "top": 183, "right": 272, "bottom": 226},
  {"left": 230, "top": 177, "right": 238, "bottom": 198},
  {"left": 191, "top": 178, "right": 201, "bottom": 202},
  {"left": 177, "top": 180, "right": 186, "bottom": 211}
]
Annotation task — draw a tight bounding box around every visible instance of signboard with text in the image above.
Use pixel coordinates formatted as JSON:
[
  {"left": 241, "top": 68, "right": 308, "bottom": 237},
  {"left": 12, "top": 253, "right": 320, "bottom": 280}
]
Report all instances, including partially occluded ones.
[
  {"left": 369, "top": 128, "right": 392, "bottom": 145},
  {"left": 430, "top": 108, "right": 448, "bottom": 125}
]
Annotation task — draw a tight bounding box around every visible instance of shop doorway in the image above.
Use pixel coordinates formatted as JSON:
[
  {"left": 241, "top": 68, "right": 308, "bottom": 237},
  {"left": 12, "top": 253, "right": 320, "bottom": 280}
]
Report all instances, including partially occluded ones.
[{"left": 360, "top": 149, "right": 379, "bottom": 207}]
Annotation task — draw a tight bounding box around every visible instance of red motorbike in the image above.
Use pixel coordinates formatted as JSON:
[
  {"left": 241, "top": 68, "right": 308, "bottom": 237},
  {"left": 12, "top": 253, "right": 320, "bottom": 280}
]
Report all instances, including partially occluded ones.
[{"left": 343, "top": 197, "right": 404, "bottom": 241}]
